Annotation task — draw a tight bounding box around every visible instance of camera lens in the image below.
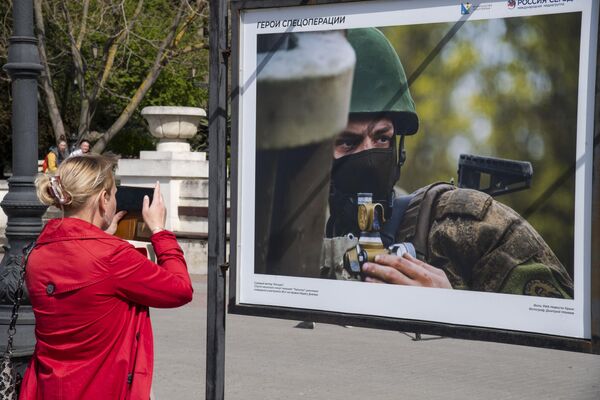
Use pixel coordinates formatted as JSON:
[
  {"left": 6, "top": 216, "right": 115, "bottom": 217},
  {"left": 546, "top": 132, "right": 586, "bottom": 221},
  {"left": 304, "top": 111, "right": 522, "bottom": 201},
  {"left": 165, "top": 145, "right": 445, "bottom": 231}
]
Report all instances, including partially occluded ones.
[{"left": 389, "top": 242, "right": 416, "bottom": 258}]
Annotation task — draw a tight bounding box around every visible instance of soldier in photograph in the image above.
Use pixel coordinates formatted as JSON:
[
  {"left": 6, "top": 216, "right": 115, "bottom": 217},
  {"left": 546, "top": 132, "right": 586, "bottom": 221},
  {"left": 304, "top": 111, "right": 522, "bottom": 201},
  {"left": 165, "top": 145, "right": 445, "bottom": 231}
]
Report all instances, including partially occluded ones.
[{"left": 321, "top": 28, "right": 574, "bottom": 298}]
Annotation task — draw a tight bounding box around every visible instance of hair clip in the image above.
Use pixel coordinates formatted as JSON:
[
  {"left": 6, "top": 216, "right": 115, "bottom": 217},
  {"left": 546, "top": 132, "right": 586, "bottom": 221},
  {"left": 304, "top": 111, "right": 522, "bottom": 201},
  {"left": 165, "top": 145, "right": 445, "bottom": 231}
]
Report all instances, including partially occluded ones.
[{"left": 49, "top": 176, "right": 67, "bottom": 205}]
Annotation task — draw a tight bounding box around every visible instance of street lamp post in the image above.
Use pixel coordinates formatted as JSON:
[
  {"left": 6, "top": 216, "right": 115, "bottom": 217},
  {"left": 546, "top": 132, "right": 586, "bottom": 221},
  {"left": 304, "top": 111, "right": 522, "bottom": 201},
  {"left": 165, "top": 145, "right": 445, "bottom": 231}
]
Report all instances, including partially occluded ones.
[{"left": 0, "top": 0, "right": 47, "bottom": 379}]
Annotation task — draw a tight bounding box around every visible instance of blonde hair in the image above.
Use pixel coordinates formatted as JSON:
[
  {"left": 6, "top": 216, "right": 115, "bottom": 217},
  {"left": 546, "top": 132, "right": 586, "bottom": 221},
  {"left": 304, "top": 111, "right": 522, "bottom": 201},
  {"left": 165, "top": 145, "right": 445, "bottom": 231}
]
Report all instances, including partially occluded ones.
[{"left": 36, "top": 154, "right": 117, "bottom": 211}]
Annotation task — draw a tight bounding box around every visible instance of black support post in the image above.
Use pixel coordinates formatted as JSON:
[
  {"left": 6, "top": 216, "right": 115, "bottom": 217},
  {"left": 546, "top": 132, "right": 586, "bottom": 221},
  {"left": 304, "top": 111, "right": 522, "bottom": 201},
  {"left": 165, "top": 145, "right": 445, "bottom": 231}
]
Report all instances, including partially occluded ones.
[
  {"left": 206, "top": 0, "right": 228, "bottom": 398},
  {"left": 0, "top": 0, "right": 47, "bottom": 378},
  {"left": 591, "top": 28, "right": 600, "bottom": 355}
]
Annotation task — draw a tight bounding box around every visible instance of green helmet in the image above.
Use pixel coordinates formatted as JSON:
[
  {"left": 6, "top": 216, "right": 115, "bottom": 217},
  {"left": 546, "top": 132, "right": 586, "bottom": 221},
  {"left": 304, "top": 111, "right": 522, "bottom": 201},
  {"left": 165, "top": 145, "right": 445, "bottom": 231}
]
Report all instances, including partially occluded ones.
[{"left": 346, "top": 28, "right": 419, "bottom": 135}]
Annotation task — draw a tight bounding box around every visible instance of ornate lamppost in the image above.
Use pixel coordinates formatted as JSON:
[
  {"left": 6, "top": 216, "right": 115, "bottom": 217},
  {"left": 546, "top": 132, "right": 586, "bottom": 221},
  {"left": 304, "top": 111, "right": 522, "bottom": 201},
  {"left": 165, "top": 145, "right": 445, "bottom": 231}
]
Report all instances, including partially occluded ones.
[{"left": 0, "top": 0, "right": 47, "bottom": 378}]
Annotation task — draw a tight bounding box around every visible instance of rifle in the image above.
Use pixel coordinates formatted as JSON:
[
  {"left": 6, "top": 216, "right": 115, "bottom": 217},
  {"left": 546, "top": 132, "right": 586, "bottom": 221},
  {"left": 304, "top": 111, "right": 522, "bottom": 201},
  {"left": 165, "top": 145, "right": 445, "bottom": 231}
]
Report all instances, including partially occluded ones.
[{"left": 457, "top": 154, "right": 533, "bottom": 197}]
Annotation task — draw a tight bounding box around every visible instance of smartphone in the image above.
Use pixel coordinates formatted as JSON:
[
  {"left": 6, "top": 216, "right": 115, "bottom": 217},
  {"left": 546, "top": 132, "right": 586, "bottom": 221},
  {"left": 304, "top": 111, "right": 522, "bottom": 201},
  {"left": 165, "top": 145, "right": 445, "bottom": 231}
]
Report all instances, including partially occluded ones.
[
  {"left": 114, "top": 186, "right": 155, "bottom": 240},
  {"left": 116, "top": 186, "right": 154, "bottom": 212}
]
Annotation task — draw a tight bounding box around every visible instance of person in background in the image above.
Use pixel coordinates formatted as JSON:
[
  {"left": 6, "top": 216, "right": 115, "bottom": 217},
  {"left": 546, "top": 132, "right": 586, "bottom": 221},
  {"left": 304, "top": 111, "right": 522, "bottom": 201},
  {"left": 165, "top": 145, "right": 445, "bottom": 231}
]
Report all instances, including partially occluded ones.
[
  {"left": 43, "top": 138, "right": 68, "bottom": 173},
  {"left": 69, "top": 139, "right": 91, "bottom": 157},
  {"left": 21, "top": 154, "right": 193, "bottom": 399}
]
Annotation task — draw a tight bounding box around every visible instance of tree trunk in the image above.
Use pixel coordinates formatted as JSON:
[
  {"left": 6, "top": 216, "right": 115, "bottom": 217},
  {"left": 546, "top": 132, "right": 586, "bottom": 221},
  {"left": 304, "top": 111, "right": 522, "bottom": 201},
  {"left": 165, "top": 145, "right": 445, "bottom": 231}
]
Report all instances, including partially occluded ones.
[{"left": 34, "top": 0, "right": 66, "bottom": 144}]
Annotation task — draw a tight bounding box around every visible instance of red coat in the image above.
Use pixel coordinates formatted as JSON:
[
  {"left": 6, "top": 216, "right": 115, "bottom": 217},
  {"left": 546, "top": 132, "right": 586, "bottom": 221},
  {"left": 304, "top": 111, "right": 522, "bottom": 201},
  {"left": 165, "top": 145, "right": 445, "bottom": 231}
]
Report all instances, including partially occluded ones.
[{"left": 20, "top": 218, "right": 193, "bottom": 400}]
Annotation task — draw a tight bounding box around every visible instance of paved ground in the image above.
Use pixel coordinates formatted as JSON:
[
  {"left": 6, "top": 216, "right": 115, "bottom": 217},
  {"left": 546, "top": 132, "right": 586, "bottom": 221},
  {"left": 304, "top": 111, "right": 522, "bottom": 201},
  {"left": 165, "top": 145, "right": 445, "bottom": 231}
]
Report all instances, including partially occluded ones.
[{"left": 152, "top": 276, "right": 600, "bottom": 400}]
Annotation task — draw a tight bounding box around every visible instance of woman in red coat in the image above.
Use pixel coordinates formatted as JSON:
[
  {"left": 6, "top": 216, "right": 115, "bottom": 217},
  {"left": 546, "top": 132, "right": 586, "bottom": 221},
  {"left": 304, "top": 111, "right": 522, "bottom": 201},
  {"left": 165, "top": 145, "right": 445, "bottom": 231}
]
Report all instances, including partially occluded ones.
[{"left": 20, "top": 155, "right": 193, "bottom": 400}]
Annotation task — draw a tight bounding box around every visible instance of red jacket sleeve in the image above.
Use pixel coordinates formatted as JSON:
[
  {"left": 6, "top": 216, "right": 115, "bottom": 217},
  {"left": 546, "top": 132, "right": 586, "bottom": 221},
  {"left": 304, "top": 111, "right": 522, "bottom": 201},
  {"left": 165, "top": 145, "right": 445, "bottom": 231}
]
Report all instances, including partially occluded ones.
[{"left": 109, "top": 230, "right": 193, "bottom": 308}]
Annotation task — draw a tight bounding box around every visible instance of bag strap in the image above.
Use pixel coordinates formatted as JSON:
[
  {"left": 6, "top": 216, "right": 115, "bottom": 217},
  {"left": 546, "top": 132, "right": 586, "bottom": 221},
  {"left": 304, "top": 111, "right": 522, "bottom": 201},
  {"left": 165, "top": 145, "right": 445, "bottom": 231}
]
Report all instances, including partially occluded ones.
[
  {"left": 380, "top": 194, "right": 415, "bottom": 248},
  {"left": 4, "top": 242, "right": 36, "bottom": 358},
  {"left": 396, "top": 183, "right": 455, "bottom": 259}
]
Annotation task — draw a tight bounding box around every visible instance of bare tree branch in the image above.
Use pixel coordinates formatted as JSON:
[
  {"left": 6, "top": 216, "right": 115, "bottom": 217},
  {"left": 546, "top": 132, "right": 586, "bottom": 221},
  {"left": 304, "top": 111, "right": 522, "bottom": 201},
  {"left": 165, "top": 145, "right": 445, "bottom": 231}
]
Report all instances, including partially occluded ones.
[
  {"left": 34, "top": 0, "right": 67, "bottom": 143},
  {"left": 75, "top": 0, "right": 89, "bottom": 50},
  {"left": 173, "top": 5, "right": 201, "bottom": 47},
  {"left": 176, "top": 41, "right": 209, "bottom": 56},
  {"left": 100, "top": 86, "right": 133, "bottom": 102},
  {"left": 60, "top": 2, "right": 86, "bottom": 83},
  {"left": 94, "top": 0, "right": 144, "bottom": 97},
  {"left": 92, "top": 0, "right": 189, "bottom": 153},
  {"left": 128, "top": 30, "right": 161, "bottom": 50},
  {"left": 60, "top": 1, "right": 91, "bottom": 139},
  {"left": 96, "top": 2, "right": 110, "bottom": 28},
  {"left": 46, "top": 49, "right": 69, "bottom": 62}
]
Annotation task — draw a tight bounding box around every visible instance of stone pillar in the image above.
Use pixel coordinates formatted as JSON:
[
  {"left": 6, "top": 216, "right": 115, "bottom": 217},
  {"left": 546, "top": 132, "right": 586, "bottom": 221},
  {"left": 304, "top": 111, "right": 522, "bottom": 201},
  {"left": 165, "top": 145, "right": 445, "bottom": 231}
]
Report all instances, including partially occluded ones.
[{"left": 117, "top": 106, "right": 207, "bottom": 232}]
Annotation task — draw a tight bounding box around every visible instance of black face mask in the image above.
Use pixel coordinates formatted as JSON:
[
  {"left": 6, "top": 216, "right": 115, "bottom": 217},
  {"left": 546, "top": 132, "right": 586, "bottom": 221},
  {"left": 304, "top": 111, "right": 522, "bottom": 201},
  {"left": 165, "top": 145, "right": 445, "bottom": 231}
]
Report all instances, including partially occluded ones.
[{"left": 327, "top": 147, "right": 400, "bottom": 237}]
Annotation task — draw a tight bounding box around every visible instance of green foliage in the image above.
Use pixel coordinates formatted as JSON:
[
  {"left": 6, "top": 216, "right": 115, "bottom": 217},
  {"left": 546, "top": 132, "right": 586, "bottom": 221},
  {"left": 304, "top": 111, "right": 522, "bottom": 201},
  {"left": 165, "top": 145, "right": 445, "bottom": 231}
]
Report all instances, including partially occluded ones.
[
  {"left": 0, "top": 0, "right": 209, "bottom": 163},
  {"left": 104, "top": 125, "right": 156, "bottom": 158}
]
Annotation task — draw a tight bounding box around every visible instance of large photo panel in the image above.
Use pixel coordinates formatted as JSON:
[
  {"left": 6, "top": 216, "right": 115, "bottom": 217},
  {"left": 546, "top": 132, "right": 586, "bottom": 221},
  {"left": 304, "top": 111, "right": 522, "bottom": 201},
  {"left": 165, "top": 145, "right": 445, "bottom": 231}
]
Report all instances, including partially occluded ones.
[{"left": 234, "top": 0, "right": 598, "bottom": 339}]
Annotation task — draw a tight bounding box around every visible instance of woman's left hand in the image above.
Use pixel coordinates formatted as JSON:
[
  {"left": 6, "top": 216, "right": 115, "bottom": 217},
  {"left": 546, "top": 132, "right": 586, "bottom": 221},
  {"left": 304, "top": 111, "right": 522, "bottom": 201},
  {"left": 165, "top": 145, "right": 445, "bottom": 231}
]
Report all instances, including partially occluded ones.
[{"left": 104, "top": 211, "right": 127, "bottom": 235}]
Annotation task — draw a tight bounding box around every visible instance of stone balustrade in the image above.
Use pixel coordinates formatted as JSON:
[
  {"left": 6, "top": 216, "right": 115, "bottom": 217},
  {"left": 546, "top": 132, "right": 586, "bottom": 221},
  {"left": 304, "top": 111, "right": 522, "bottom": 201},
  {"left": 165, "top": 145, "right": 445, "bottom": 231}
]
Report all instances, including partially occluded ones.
[{"left": 0, "top": 105, "right": 228, "bottom": 275}]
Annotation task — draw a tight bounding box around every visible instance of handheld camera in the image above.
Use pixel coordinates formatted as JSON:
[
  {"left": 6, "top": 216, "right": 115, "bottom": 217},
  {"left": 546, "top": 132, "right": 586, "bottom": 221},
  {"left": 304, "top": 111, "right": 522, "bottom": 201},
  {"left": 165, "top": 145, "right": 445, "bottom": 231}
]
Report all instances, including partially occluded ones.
[{"left": 343, "top": 193, "right": 416, "bottom": 280}]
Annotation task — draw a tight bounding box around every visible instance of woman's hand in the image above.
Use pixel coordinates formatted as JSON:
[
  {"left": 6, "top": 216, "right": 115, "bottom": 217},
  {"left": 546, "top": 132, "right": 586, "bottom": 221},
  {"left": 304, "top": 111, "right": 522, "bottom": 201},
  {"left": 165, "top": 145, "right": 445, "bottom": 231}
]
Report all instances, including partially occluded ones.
[
  {"left": 361, "top": 253, "right": 452, "bottom": 289},
  {"left": 104, "top": 211, "right": 127, "bottom": 235},
  {"left": 142, "top": 181, "right": 166, "bottom": 234}
]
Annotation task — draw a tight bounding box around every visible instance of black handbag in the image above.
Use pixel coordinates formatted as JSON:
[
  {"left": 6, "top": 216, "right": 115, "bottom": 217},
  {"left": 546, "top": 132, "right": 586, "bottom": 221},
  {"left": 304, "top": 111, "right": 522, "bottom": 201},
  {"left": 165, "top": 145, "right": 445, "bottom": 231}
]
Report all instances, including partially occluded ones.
[{"left": 0, "top": 243, "right": 35, "bottom": 400}]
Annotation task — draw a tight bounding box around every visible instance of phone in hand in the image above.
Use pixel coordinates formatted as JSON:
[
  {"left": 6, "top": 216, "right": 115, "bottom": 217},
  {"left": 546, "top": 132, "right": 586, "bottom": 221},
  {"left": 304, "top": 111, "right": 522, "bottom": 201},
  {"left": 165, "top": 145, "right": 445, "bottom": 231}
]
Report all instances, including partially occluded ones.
[
  {"left": 116, "top": 186, "right": 154, "bottom": 212},
  {"left": 114, "top": 186, "right": 155, "bottom": 240}
]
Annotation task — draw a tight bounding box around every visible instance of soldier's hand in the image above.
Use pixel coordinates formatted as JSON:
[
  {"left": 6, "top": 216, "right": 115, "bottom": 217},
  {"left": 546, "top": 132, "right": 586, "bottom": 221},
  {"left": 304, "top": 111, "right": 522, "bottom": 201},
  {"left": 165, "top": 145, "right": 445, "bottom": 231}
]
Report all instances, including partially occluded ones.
[{"left": 361, "top": 253, "right": 452, "bottom": 289}]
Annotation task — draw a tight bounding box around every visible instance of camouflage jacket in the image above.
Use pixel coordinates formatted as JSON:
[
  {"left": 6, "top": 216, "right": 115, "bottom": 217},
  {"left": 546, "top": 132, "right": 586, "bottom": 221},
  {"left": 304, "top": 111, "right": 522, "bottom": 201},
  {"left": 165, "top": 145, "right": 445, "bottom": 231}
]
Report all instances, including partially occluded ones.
[{"left": 322, "top": 183, "right": 574, "bottom": 298}]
